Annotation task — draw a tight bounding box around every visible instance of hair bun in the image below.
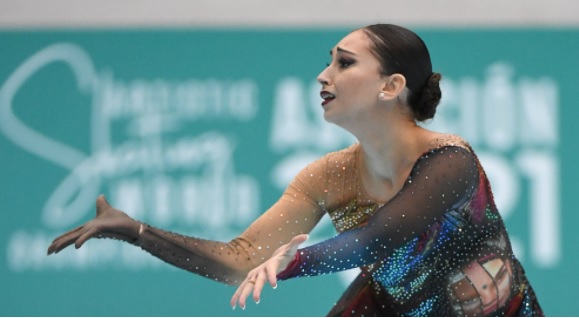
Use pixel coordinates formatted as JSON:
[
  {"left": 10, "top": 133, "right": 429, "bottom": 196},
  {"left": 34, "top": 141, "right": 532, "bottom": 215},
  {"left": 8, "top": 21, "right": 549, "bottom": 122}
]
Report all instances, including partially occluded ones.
[{"left": 409, "top": 72, "right": 442, "bottom": 121}]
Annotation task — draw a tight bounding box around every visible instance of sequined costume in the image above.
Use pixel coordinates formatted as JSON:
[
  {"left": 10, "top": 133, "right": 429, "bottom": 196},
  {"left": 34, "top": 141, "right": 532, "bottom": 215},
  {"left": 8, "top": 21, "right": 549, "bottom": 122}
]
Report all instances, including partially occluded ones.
[{"left": 135, "top": 135, "right": 543, "bottom": 316}]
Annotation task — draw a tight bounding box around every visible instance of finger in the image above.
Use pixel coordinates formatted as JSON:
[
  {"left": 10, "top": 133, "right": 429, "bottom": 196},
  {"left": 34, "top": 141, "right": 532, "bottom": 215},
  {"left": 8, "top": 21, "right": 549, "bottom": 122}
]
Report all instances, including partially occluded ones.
[
  {"left": 75, "top": 226, "right": 100, "bottom": 249},
  {"left": 266, "top": 262, "right": 279, "bottom": 289},
  {"left": 230, "top": 282, "right": 244, "bottom": 309},
  {"left": 47, "top": 226, "right": 84, "bottom": 255},
  {"left": 230, "top": 274, "right": 254, "bottom": 309},
  {"left": 237, "top": 278, "right": 256, "bottom": 310},
  {"left": 48, "top": 234, "right": 81, "bottom": 255},
  {"left": 289, "top": 234, "right": 309, "bottom": 248},
  {"left": 252, "top": 270, "right": 267, "bottom": 303},
  {"left": 96, "top": 194, "right": 110, "bottom": 214},
  {"left": 49, "top": 225, "right": 84, "bottom": 244}
]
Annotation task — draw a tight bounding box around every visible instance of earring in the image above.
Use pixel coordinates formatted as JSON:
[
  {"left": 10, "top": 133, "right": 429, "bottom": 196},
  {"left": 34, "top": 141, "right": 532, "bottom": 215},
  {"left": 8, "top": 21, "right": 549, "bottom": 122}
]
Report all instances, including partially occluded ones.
[{"left": 378, "top": 92, "right": 385, "bottom": 99}]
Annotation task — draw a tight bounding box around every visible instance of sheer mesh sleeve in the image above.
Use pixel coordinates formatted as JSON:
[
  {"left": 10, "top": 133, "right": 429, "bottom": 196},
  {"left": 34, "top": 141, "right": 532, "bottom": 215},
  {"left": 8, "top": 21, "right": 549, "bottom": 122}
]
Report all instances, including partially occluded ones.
[
  {"left": 135, "top": 155, "right": 329, "bottom": 286},
  {"left": 277, "top": 146, "right": 479, "bottom": 279}
]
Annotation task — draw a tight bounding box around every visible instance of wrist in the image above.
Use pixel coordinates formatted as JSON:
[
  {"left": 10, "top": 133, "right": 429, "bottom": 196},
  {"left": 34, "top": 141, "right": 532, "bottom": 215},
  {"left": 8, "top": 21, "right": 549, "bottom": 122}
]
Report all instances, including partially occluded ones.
[
  {"left": 128, "top": 219, "right": 145, "bottom": 245},
  {"left": 276, "top": 252, "right": 301, "bottom": 281}
]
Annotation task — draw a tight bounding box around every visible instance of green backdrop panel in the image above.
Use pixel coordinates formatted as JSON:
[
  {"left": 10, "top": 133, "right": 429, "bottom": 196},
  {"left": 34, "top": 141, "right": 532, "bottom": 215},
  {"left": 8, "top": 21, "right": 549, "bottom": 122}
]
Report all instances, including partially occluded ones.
[{"left": 1, "top": 28, "right": 578, "bottom": 316}]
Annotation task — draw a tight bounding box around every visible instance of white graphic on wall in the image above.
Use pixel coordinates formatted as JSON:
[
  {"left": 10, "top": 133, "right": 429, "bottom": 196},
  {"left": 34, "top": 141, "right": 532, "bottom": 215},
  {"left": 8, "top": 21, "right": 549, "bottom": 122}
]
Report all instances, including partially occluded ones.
[{"left": 1, "top": 43, "right": 260, "bottom": 271}]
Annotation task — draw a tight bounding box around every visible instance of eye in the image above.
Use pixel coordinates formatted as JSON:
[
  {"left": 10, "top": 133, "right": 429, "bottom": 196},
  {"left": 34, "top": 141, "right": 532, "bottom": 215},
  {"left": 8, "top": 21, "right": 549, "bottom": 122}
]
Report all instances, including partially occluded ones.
[
  {"left": 338, "top": 58, "right": 354, "bottom": 68},
  {"left": 325, "top": 58, "right": 355, "bottom": 68}
]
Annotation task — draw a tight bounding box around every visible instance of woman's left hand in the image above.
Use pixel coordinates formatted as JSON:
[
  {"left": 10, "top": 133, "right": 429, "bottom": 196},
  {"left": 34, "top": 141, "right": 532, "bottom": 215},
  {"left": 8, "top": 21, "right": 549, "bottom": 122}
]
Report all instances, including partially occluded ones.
[{"left": 230, "top": 233, "right": 309, "bottom": 310}]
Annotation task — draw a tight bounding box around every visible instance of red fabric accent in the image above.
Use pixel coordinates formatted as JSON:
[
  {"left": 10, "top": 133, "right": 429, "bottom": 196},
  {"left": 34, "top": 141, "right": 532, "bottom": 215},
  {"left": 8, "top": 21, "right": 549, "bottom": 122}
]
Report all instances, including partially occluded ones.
[{"left": 504, "top": 289, "right": 524, "bottom": 316}]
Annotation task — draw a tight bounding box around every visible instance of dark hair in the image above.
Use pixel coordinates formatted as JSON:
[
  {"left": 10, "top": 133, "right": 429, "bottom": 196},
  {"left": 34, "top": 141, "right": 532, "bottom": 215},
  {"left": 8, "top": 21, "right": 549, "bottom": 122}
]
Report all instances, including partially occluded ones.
[{"left": 362, "top": 24, "right": 442, "bottom": 121}]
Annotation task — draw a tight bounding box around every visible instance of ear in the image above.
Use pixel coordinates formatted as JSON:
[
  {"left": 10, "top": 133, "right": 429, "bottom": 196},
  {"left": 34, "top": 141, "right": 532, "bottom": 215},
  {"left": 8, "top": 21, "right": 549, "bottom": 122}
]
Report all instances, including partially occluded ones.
[{"left": 379, "top": 74, "right": 407, "bottom": 101}]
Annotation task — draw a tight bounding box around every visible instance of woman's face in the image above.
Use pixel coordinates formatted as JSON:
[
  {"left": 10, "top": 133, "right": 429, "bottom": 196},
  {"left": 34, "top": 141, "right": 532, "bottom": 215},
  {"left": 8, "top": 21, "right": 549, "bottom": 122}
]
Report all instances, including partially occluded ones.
[{"left": 317, "top": 29, "right": 387, "bottom": 127}]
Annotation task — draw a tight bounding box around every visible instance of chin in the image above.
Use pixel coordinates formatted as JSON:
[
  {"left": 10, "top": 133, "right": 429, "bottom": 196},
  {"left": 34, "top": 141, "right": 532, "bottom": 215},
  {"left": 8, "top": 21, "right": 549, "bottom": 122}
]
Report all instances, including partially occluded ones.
[{"left": 322, "top": 110, "right": 336, "bottom": 123}]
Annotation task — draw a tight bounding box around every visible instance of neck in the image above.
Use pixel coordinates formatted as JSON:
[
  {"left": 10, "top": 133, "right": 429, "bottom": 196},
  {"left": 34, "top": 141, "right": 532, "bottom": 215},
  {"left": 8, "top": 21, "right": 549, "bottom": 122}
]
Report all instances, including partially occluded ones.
[{"left": 355, "top": 116, "right": 426, "bottom": 182}]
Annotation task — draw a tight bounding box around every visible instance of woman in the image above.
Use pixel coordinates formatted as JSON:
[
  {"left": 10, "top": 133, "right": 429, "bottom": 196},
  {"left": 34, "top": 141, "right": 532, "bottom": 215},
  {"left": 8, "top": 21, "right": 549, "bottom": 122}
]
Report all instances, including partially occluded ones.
[{"left": 48, "top": 24, "right": 543, "bottom": 316}]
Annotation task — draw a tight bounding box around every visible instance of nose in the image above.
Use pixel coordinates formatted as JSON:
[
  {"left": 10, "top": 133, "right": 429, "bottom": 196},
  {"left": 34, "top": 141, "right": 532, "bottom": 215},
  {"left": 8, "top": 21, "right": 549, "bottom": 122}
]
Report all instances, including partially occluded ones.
[{"left": 317, "top": 67, "right": 330, "bottom": 86}]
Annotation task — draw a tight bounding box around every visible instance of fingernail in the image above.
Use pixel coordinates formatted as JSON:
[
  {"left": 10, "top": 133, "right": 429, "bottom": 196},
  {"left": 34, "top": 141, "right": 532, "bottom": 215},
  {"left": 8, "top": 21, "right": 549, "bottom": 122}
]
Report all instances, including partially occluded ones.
[
  {"left": 232, "top": 305, "right": 236, "bottom": 310},
  {"left": 241, "top": 305, "right": 245, "bottom": 310},
  {"left": 272, "top": 284, "right": 278, "bottom": 289},
  {"left": 255, "top": 299, "right": 260, "bottom": 305}
]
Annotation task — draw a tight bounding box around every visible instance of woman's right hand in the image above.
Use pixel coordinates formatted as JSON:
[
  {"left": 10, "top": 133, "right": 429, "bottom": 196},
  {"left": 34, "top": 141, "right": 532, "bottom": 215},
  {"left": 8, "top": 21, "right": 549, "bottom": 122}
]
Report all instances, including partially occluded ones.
[{"left": 46, "top": 194, "right": 141, "bottom": 255}]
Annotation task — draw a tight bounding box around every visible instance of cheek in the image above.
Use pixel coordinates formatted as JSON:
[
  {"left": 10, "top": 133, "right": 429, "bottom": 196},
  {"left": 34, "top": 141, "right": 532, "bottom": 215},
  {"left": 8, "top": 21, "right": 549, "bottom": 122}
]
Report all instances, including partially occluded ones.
[
  {"left": 338, "top": 71, "right": 380, "bottom": 95},
  {"left": 338, "top": 82, "right": 378, "bottom": 110}
]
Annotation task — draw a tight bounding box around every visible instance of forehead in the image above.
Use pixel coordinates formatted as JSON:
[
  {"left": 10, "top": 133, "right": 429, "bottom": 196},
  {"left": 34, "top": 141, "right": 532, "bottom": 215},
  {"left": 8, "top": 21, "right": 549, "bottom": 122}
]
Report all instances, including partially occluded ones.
[{"left": 333, "top": 29, "right": 372, "bottom": 54}]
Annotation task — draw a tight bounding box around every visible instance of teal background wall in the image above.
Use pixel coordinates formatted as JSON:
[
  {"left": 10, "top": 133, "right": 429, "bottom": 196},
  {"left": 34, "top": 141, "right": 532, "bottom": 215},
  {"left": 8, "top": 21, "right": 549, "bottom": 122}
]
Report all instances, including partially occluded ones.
[{"left": 1, "top": 28, "right": 578, "bottom": 316}]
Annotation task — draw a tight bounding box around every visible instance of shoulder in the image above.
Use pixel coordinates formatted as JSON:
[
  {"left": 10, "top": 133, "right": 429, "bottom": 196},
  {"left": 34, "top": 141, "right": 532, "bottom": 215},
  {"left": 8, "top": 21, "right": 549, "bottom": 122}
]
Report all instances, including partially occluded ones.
[
  {"left": 425, "top": 133, "right": 472, "bottom": 153},
  {"left": 322, "top": 143, "right": 360, "bottom": 162},
  {"left": 300, "top": 143, "right": 359, "bottom": 174},
  {"left": 293, "top": 143, "right": 359, "bottom": 180},
  {"left": 288, "top": 143, "right": 360, "bottom": 197},
  {"left": 416, "top": 133, "right": 479, "bottom": 171}
]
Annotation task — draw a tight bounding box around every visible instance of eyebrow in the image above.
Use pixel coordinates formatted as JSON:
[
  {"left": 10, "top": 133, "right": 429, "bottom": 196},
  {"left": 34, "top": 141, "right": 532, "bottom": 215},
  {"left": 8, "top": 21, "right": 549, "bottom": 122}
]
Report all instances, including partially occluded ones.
[{"left": 329, "top": 46, "right": 356, "bottom": 56}]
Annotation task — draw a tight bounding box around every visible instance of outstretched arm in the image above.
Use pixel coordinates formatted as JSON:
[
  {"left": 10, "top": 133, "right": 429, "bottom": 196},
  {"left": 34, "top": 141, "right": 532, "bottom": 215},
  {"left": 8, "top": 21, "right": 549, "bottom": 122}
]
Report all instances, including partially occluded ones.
[
  {"left": 231, "top": 146, "right": 479, "bottom": 307},
  {"left": 47, "top": 158, "right": 329, "bottom": 286},
  {"left": 134, "top": 190, "right": 324, "bottom": 285}
]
